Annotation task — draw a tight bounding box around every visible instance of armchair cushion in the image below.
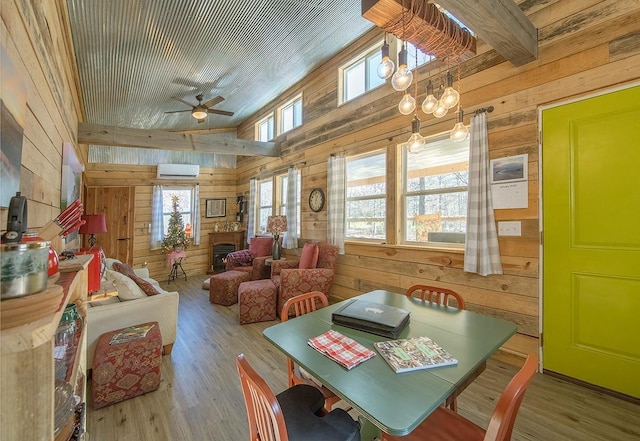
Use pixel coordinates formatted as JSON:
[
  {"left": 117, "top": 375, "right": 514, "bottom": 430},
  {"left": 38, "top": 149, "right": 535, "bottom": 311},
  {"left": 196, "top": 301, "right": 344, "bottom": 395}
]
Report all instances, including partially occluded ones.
[
  {"left": 112, "top": 261, "right": 161, "bottom": 296},
  {"left": 299, "top": 242, "right": 319, "bottom": 269},
  {"left": 249, "top": 236, "right": 273, "bottom": 257},
  {"left": 105, "top": 269, "right": 146, "bottom": 301}
]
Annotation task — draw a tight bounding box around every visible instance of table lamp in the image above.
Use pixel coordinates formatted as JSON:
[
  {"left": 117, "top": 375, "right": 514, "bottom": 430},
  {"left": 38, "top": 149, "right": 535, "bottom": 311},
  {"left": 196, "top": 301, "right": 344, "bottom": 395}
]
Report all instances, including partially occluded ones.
[
  {"left": 266, "top": 215, "right": 287, "bottom": 260},
  {"left": 79, "top": 214, "right": 107, "bottom": 247}
]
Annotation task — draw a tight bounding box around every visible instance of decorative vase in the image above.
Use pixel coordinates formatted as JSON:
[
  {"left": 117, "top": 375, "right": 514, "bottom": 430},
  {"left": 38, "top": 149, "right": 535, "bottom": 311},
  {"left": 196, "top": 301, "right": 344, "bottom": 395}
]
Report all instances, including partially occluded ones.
[{"left": 272, "top": 235, "right": 282, "bottom": 260}]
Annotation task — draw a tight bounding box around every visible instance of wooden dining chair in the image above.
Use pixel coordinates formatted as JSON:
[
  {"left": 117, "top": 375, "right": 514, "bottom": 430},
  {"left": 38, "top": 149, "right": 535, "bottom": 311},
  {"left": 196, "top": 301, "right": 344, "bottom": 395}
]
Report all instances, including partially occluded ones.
[
  {"left": 280, "top": 291, "right": 342, "bottom": 411},
  {"left": 236, "top": 353, "right": 361, "bottom": 441},
  {"left": 405, "top": 284, "right": 466, "bottom": 310},
  {"left": 406, "top": 284, "right": 466, "bottom": 411},
  {"left": 380, "top": 354, "right": 538, "bottom": 441}
]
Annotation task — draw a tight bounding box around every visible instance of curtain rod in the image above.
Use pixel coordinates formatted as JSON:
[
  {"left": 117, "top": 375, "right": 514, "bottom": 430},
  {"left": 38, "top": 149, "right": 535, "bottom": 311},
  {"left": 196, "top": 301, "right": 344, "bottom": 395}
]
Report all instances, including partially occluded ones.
[{"left": 473, "top": 105, "right": 494, "bottom": 115}]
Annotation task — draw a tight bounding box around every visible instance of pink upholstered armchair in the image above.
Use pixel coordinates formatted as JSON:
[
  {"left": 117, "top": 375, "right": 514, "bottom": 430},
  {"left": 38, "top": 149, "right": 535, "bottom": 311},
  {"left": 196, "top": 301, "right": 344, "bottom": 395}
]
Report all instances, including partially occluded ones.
[
  {"left": 225, "top": 236, "right": 273, "bottom": 281},
  {"left": 272, "top": 242, "right": 339, "bottom": 313}
]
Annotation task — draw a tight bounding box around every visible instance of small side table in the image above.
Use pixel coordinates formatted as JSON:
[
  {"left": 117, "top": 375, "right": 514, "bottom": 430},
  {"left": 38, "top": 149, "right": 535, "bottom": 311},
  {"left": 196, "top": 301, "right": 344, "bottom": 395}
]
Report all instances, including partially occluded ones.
[{"left": 168, "top": 257, "right": 187, "bottom": 283}]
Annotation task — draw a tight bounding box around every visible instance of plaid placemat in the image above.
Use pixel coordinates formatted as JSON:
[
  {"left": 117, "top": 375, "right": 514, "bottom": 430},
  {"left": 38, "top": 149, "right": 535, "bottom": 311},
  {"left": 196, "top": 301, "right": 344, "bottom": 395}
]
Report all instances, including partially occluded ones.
[{"left": 308, "top": 330, "right": 376, "bottom": 370}]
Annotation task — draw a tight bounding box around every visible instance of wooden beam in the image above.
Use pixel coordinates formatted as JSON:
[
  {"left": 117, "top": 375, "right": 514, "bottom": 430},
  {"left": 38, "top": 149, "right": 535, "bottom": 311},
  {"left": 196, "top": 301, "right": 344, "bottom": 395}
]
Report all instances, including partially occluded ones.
[
  {"left": 78, "top": 123, "right": 279, "bottom": 157},
  {"left": 435, "top": 0, "right": 537, "bottom": 66}
]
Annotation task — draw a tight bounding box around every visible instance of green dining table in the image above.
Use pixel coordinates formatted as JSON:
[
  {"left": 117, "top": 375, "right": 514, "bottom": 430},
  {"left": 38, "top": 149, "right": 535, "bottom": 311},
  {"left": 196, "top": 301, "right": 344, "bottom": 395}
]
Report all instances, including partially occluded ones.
[{"left": 263, "top": 289, "right": 517, "bottom": 437}]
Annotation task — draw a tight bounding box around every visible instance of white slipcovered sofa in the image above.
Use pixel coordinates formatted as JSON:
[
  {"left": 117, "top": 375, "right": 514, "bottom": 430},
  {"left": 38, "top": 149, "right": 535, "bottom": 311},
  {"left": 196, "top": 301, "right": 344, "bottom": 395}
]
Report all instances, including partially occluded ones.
[{"left": 86, "top": 258, "right": 179, "bottom": 367}]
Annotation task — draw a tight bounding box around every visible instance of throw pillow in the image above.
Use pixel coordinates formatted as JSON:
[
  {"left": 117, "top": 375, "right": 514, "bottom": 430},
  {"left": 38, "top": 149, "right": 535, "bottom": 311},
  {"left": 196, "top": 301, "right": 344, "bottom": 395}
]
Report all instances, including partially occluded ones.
[
  {"left": 249, "top": 236, "right": 273, "bottom": 257},
  {"left": 299, "top": 242, "right": 319, "bottom": 269},
  {"left": 227, "top": 249, "right": 253, "bottom": 267},
  {"left": 106, "top": 269, "right": 146, "bottom": 301},
  {"left": 113, "top": 261, "right": 161, "bottom": 296}
]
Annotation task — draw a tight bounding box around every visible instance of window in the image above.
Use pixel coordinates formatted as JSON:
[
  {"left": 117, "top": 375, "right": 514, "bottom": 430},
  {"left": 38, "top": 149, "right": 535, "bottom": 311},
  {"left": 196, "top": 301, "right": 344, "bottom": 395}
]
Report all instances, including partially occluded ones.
[
  {"left": 345, "top": 152, "right": 386, "bottom": 240},
  {"left": 278, "top": 95, "right": 302, "bottom": 134},
  {"left": 403, "top": 134, "right": 469, "bottom": 246},
  {"left": 256, "top": 179, "right": 273, "bottom": 234},
  {"left": 253, "top": 174, "right": 301, "bottom": 235},
  {"left": 256, "top": 114, "right": 274, "bottom": 141},
  {"left": 162, "top": 187, "right": 194, "bottom": 236},
  {"left": 405, "top": 41, "right": 434, "bottom": 70},
  {"left": 340, "top": 43, "right": 385, "bottom": 104}
]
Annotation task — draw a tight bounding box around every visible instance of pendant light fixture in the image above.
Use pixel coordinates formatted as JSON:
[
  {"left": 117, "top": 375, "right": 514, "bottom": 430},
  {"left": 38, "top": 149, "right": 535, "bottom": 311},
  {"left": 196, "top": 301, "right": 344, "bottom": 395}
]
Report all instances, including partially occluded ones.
[
  {"left": 377, "top": 33, "right": 395, "bottom": 80},
  {"left": 406, "top": 115, "right": 426, "bottom": 153},
  {"left": 391, "top": 43, "right": 413, "bottom": 91},
  {"left": 432, "top": 88, "right": 449, "bottom": 118},
  {"left": 421, "top": 80, "right": 437, "bottom": 114},
  {"left": 449, "top": 107, "right": 469, "bottom": 141},
  {"left": 440, "top": 71, "right": 460, "bottom": 109},
  {"left": 398, "top": 91, "right": 416, "bottom": 115}
]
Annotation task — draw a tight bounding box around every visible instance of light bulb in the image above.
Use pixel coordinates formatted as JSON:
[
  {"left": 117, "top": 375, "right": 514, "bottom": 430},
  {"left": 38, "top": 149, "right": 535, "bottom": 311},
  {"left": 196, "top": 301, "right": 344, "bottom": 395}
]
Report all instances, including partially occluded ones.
[
  {"left": 450, "top": 108, "right": 468, "bottom": 141},
  {"left": 406, "top": 115, "right": 425, "bottom": 153},
  {"left": 441, "top": 87, "right": 460, "bottom": 109},
  {"left": 440, "top": 71, "right": 460, "bottom": 109},
  {"left": 398, "top": 93, "right": 416, "bottom": 115},
  {"left": 391, "top": 45, "right": 413, "bottom": 91},
  {"left": 377, "top": 40, "right": 395, "bottom": 79},
  {"left": 422, "top": 95, "right": 438, "bottom": 114},
  {"left": 450, "top": 122, "right": 469, "bottom": 141},
  {"left": 433, "top": 101, "right": 448, "bottom": 118}
]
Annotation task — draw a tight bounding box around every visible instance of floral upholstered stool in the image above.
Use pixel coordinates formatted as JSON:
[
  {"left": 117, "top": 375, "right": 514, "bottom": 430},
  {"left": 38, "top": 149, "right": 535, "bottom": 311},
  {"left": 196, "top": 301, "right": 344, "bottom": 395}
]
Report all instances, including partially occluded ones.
[
  {"left": 92, "top": 321, "right": 162, "bottom": 409},
  {"left": 238, "top": 279, "right": 277, "bottom": 324},
  {"left": 209, "top": 270, "right": 250, "bottom": 305}
]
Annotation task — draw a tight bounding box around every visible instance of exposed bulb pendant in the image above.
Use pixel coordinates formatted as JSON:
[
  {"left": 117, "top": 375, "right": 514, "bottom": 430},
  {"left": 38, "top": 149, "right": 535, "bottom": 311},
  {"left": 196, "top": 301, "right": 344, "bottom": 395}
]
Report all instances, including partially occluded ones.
[
  {"left": 440, "top": 71, "right": 460, "bottom": 109},
  {"left": 391, "top": 44, "right": 413, "bottom": 91},
  {"left": 398, "top": 92, "right": 416, "bottom": 115},
  {"left": 421, "top": 80, "right": 438, "bottom": 114},
  {"left": 433, "top": 90, "right": 448, "bottom": 118},
  {"left": 450, "top": 108, "right": 469, "bottom": 141},
  {"left": 406, "top": 115, "right": 426, "bottom": 153},
  {"left": 377, "top": 36, "right": 395, "bottom": 80}
]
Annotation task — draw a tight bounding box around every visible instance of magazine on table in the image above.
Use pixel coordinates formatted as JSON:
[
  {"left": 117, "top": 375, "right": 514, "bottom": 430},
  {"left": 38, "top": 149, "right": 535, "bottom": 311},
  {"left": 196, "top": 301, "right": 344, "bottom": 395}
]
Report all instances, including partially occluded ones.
[
  {"left": 374, "top": 336, "right": 458, "bottom": 373},
  {"left": 109, "top": 323, "right": 155, "bottom": 345}
]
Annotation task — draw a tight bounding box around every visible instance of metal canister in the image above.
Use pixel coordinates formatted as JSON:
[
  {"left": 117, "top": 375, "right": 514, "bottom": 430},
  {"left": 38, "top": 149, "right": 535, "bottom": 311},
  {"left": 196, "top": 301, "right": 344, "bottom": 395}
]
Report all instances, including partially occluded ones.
[{"left": 1, "top": 233, "right": 50, "bottom": 299}]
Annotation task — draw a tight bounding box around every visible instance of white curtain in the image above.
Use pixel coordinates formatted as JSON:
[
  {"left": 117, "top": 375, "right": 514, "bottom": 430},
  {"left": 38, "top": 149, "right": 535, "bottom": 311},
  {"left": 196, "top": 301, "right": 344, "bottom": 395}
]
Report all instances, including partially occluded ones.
[
  {"left": 464, "top": 112, "right": 503, "bottom": 276},
  {"left": 192, "top": 184, "right": 201, "bottom": 245},
  {"left": 246, "top": 178, "right": 257, "bottom": 244},
  {"left": 150, "top": 184, "right": 164, "bottom": 250},
  {"left": 284, "top": 167, "right": 300, "bottom": 249},
  {"left": 327, "top": 154, "right": 346, "bottom": 254}
]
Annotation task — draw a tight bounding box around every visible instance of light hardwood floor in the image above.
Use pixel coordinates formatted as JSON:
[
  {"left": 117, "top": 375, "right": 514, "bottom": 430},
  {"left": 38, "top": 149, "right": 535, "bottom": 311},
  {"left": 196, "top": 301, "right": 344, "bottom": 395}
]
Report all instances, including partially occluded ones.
[{"left": 87, "top": 277, "right": 640, "bottom": 441}]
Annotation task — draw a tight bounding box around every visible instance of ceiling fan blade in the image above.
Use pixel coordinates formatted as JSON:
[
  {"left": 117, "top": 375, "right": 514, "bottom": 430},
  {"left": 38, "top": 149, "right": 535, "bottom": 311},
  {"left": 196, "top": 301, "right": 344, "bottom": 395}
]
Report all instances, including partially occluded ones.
[
  {"left": 164, "top": 109, "right": 192, "bottom": 114},
  {"left": 203, "top": 95, "right": 224, "bottom": 108},
  {"left": 207, "top": 108, "right": 234, "bottom": 116},
  {"left": 171, "top": 96, "right": 195, "bottom": 108}
]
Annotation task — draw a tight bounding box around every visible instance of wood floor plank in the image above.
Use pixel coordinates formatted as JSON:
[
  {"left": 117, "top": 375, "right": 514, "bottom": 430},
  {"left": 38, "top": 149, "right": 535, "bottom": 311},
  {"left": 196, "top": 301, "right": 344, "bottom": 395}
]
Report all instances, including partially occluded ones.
[{"left": 87, "top": 277, "right": 640, "bottom": 440}]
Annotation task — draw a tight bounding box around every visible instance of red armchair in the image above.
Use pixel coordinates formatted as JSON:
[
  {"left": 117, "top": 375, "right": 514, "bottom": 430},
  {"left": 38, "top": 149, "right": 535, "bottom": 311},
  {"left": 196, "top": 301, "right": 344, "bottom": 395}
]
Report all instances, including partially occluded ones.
[
  {"left": 225, "top": 236, "right": 273, "bottom": 280},
  {"left": 272, "top": 242, "right": 339, "bottom": 314}
]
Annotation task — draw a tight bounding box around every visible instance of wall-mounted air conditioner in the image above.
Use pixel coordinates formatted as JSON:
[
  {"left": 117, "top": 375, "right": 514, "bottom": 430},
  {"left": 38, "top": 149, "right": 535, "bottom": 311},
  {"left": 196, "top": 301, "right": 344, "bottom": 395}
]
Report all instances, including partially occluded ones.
[{"left": 156, "top": 164, "right": 200, "bottom": 180}]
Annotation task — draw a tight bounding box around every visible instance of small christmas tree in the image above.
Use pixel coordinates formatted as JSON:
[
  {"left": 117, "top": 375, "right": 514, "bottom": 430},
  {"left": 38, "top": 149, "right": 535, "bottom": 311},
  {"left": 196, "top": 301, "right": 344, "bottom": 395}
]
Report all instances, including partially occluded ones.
[{"left": 161, "top": 195, "right": 191, "bottom": 253}]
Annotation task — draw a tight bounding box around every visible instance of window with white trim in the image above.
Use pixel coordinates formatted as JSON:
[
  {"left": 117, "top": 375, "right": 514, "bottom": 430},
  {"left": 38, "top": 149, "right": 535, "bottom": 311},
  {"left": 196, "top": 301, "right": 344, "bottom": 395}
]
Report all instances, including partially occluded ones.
[
  {"left": 339, "top": 42, "right": 385, "bottom": 104},
  {"left": 256, "top": 113, "right": 274, "bottom": 141},
  {"left": 253, "top": 174, "right": 301, "bottom": 235},
  {"left": 162, "top": 187, "right": 194, "bottom": 237},
  {"left": 278, "top": 95, "right": 303, "bottom": 134},
  {"left": 345, "top": 151, "right": 386, "bottom": 240},
  {"left": 403, "top": 133, "right": 469, "bottom": 246}
]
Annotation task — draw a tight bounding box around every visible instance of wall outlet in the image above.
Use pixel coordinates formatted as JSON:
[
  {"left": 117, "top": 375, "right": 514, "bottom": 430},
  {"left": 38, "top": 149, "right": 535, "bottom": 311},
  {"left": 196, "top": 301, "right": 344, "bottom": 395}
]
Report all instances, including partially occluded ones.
[{"left": 498, "top": 221, "right": 521, "bottom": 236}]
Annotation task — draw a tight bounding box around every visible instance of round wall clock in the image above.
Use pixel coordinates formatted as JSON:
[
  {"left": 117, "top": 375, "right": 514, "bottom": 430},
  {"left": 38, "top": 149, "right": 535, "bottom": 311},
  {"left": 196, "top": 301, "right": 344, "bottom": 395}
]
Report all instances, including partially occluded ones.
[{"left": 309, "top": 188, "right": 325, "bottom": 212}]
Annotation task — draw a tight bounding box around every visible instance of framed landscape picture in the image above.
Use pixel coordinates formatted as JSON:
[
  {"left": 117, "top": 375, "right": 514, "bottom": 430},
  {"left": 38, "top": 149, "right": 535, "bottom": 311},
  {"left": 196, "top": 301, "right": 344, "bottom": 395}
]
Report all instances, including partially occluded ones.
[
  {"left": 206, "top": 199, "right": 226, "bottom": 218},
  {"left": 490, "top": 154, "right": 528, "bottom": 184}
]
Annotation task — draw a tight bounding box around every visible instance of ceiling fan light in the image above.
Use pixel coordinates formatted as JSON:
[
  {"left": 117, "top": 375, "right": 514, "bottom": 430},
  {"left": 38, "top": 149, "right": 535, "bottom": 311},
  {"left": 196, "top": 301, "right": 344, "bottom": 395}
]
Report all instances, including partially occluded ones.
[{"left": 192, "top": 108, "right": 208, "bottom": 120}]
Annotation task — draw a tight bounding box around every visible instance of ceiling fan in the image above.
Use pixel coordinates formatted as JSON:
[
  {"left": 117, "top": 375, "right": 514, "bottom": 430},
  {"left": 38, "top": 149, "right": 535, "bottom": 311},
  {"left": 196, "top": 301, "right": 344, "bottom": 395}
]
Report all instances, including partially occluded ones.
[{"left": 165, "top": 94, "right": 234, "bottom": 123}]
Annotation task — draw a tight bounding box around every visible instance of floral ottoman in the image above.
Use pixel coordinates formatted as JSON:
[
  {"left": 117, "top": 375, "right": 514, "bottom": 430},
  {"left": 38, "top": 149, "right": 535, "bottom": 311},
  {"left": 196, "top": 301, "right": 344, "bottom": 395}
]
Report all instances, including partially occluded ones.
[
  {"left": 238, "top": 279, "right": 277, "bottom": 324},
  {"left": 92, "top": 321, "right": 162, "bottom": 409}
]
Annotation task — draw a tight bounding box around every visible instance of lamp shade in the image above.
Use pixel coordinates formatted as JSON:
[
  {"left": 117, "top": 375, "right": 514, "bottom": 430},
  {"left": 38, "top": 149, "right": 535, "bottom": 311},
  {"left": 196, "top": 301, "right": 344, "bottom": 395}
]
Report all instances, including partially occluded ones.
[
  {"left": 266, "top": 215, "right": 287, "bottom": 235},
  {"left": 79, "top": 214, "right": 107, "bottom": 235}
]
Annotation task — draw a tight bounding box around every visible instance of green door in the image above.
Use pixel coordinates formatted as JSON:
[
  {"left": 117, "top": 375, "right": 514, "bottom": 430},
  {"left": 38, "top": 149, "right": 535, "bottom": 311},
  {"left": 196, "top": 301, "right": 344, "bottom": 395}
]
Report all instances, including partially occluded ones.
[{"left": 542, "top": 85, "right": 640, "bottom": 398}]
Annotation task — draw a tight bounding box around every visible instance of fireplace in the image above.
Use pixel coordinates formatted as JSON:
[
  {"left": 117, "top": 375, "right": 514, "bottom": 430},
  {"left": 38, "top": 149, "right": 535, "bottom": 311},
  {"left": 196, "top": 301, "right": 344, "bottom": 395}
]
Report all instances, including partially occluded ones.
[{"left": 212, "top": 244, "right": 235, "bottom": 271}]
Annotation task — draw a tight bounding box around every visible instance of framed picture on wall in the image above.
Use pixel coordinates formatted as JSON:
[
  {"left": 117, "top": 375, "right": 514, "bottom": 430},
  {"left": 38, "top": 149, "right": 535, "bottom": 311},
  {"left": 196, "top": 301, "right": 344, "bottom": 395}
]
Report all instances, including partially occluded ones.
[
  {"left": 206, "top": 199, "right": 226, "bottom": 218},
  {"left": 490, "top": 154, "right": 528, "bottom": 184}
]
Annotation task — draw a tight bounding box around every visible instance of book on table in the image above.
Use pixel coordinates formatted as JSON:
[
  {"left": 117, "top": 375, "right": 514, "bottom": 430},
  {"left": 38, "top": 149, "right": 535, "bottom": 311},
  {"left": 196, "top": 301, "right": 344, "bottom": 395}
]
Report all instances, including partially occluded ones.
[
  {"left": 374, "top": 336, "right": 458, "bottom": 373},
  {"left": 331, "top": 299, "right": 410, "bottom": 338},
  {"left": 109, "top": 323, "right": 155, "bottom": 345}
]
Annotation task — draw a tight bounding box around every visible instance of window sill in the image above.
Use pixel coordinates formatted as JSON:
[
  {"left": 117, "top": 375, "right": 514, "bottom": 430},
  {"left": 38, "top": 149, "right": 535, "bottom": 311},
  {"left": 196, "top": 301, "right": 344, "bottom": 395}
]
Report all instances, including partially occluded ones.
[{"left": 344, "top": 240, "right": 465, "bottom": 255}]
